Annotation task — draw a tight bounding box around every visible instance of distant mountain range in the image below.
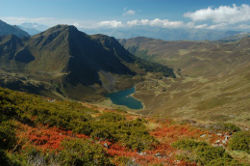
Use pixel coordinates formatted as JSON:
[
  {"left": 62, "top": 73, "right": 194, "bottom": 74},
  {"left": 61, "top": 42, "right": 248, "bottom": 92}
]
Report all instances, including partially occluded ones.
[
  {"left": 17, "top": 26, "right": 40, "bottom": 36},
  {"left": 83, "top": 26, "right": 242, "bottom": 41},
  {"left": 219, "top": 32, "right": 250, "bottom": 42},
  {"left": 0, "top": 23, "right": 174, "bottom": 100},
  {"left": 0, "top": 20, "right": 29, "bottom": 38},
  {"left": 18, "top": 23, "right": 49, "bottom": 35},
  {"left": 19, "top": 22, "right": 49, "bottom": 31}
]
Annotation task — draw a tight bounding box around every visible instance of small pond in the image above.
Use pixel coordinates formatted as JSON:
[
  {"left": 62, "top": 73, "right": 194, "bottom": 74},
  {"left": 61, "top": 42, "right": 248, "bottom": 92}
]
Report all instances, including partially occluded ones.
[{"left": 106, "top": 87, "right": 143, "bottom": 109}]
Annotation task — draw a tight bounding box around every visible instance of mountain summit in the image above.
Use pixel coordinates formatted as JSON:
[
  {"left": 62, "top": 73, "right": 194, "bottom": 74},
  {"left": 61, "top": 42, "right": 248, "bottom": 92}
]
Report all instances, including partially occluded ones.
[
  {"left": 0, "top": 25, "right": 174, "bottom": 100},
  {"left": 27, "top": 25, "right": 136, "bottom": 85}
]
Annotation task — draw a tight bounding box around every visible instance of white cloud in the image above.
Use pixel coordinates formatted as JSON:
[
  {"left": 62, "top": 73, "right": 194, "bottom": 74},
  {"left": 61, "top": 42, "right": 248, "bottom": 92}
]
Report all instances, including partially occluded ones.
[
  {"left": 206, "top": 23, "right": 227, "bottom": 30},
  {"left": 123, "top": 9, "right": 136, "bottom": 16},
  {"left": 98, "top": 20, "right": 123, "bottom": 28},
  {"left": 184, "top": 4, "right": 250, "bottom": 24},
  {"left": 127, "top": 20, "right": 139, "bottom": 26},
  {"left": 194, "top": 24, "right": 208, "bottom": 29},
  {"left": 127, "top": 18, "right": 183, "bottom": 28}
]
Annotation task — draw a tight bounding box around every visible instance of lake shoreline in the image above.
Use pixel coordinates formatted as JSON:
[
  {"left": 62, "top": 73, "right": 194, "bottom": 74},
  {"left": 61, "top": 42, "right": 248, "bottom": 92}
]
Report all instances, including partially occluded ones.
[{"left": 106, "top": 87, "right": 143, "bottom": 110}]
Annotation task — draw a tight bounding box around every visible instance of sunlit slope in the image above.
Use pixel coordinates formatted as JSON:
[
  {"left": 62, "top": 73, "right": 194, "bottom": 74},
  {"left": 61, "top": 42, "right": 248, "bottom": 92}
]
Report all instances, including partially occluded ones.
[
  {"left": 121, "top": 37, "right": 250, "bottom": 126},
  {"left": 120, "top": 37, "right": 250, "bottom": 77}
]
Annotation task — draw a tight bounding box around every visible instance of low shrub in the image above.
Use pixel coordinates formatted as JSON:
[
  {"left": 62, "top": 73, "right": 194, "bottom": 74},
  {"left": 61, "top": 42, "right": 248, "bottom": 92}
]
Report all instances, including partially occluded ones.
[
  {"left": 172, "top": 139, "right": 235, "bottom": 165},
  {"left": 90, "top": 114, "right": 157, "bottom": 150},
  {"left": 0, "top": 150, "right": 21, "bottom": 166},
  {"left": 0, "top": 150, "right": 12, "bottom": 166},
  {"left": 58, "top": 139, "right": 113, "bottom": 166},
  {"left": 221, "top": 123, "right": 241, "bottom": 133},
  {"left": 17, "top": 145, "right": 58, "bottom": 166},
  {"left": 98, "top": 112, "right": 126, "bottom": 122},
  {"left": 122, "top": 130, "right": 156, "bottom": 151},
  {"left": 115, "top": 156, "right": 136, "bottom": 166},
  {"left": 210, "top": 123, "right": 241, "bottom": 133},
  {"left": 90, "top": 128, "right": 115, "bottom": 141},
  {"left": 207, "top": 158, "right": 244, "bottom": 166},
  {"left": 0, "top": 121, "right": 17, "bottom": 150},
  {"left": 196, "top": 146, "right": 232, "bottom": 165},
  {"left": 172, "top": 139, "right": 208, "bottom": 151},
  {"left": 228, "top": 131, "right": 250, "bottom": 154}
]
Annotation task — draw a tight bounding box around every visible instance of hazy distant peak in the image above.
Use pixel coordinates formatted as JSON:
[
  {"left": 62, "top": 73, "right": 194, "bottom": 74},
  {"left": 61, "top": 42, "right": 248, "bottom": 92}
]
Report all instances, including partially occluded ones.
[{"left": 20, "top": 22, "right": 49, "bottom": 31}]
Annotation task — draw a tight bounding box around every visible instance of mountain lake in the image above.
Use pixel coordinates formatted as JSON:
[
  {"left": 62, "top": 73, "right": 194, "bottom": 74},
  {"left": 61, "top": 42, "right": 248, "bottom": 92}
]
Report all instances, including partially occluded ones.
[{"left": 106, "top": 87, "right": 143, "bottom": 109}]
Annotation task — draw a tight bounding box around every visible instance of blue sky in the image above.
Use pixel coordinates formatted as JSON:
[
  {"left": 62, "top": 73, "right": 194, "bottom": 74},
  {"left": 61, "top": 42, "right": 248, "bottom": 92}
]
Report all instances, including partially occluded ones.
[{"left": 1, "top": 0, "right": 250, "bottom": 30}]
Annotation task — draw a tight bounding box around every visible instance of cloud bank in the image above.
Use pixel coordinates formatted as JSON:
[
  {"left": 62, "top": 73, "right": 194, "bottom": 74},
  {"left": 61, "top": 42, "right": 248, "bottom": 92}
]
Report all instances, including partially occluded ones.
[
  {"left": 98, "top": 20, "right": 123, "bottom": 28},
  {"left": 2, "top": 4, "right": 250, "bottom": 31},
  {"left": 127, "top": 19, "right": 183, "bottom": 28},
  {"left": 184, "top": 4, "right": 250, "bottom": 24}
]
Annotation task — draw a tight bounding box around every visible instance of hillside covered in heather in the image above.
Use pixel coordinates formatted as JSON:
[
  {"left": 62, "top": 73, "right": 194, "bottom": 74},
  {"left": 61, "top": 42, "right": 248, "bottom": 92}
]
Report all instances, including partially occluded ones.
[{"left": 0, "top": 87, "right": 249, "bottom": 165}]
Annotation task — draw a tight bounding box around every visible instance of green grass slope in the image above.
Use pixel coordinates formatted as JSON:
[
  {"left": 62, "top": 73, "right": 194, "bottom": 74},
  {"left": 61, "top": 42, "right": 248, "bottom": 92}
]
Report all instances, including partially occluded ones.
[{"left": 121, "top": 37, "right": 250, "bottom": 126}]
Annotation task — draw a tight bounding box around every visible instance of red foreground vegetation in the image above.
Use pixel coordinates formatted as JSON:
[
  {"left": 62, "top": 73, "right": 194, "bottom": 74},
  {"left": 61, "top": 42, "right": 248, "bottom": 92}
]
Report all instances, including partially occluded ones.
[
  {"left": 15, "top": 118, "right": 229, "bottom": 166},
  {"left": 17, "top": 124, "right": 89, "bottom": 151}
]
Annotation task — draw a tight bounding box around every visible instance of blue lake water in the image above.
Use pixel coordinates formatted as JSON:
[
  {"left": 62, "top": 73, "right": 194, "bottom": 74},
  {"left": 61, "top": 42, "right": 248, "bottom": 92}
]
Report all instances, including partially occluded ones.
[{"left": 106, "top": 87, "right": 143, "bottom": 109}]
